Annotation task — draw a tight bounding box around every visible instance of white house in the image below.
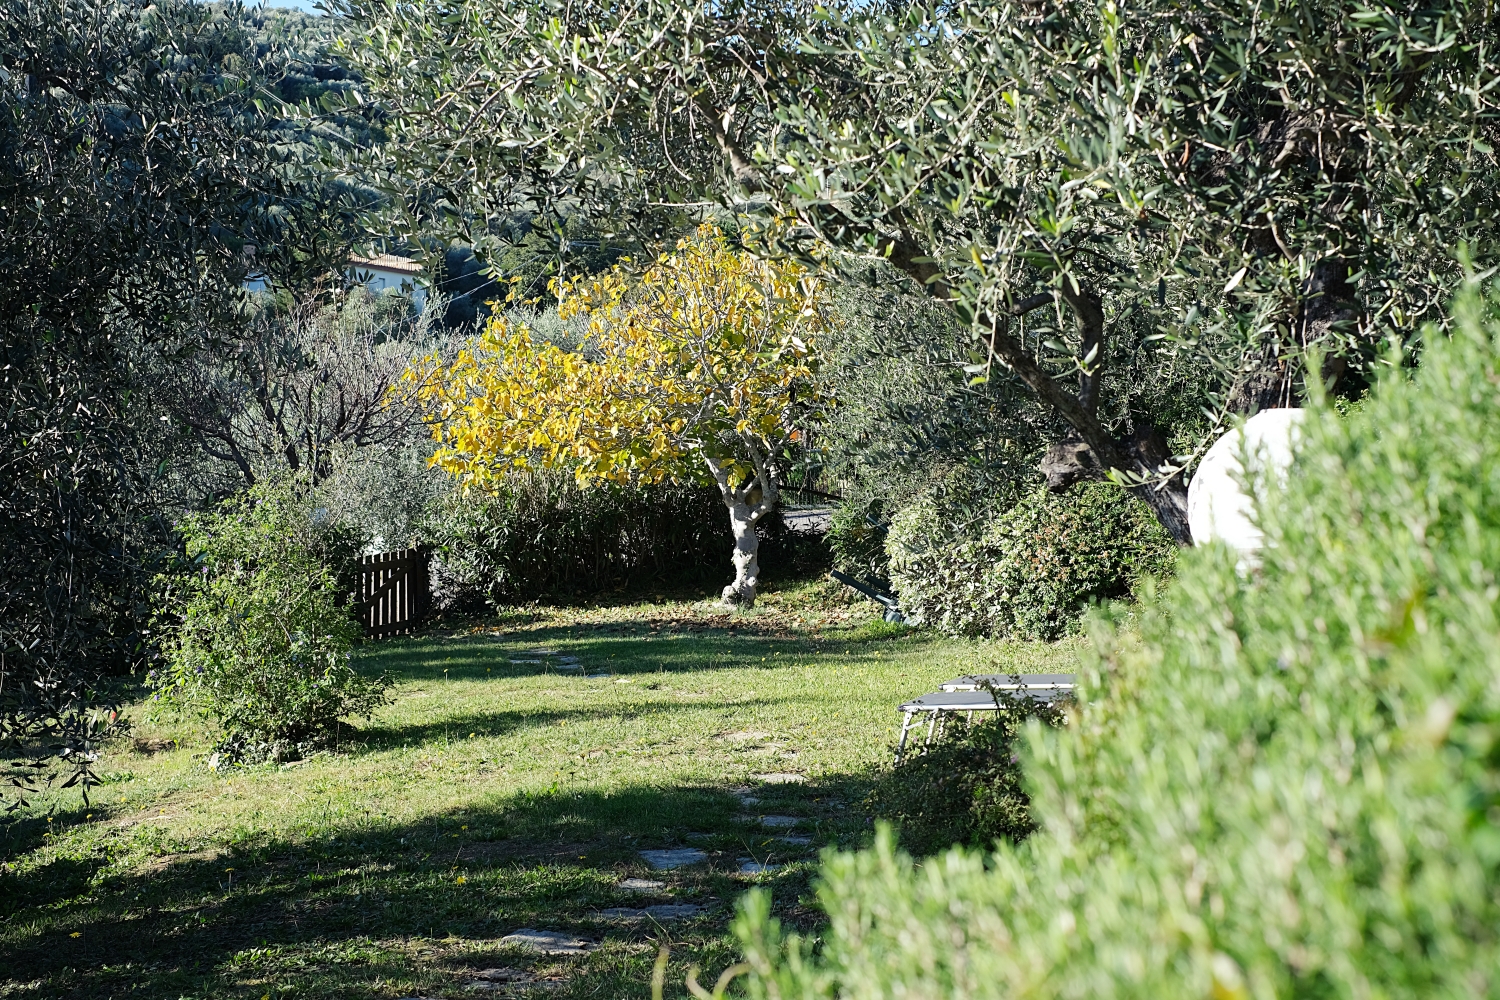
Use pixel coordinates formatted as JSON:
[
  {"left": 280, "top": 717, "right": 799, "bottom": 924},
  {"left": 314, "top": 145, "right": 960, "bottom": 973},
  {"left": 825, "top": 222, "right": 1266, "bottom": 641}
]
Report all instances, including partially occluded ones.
[{"left": 348, "top": 253, "right": 426, "bottom": 313}]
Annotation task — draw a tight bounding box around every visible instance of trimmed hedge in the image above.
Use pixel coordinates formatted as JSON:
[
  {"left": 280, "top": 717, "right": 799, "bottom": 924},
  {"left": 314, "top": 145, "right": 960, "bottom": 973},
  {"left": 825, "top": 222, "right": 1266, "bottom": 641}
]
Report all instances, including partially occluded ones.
[
  {"left": 732, "top": 290, "right": 1500, "bottom": 1000},
  {"left": 422, "top": 471, "right": 820, "bottom": 606},
  {"left": 887, "top": 482, "right": 1175, "bottom": 639}
]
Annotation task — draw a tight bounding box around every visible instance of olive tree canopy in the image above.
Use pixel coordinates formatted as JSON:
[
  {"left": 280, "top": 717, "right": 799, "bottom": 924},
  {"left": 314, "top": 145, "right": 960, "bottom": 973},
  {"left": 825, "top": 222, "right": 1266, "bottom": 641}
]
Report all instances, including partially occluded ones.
[{"left": 343, "top": 0, "right": 1500, "bottom": 541}]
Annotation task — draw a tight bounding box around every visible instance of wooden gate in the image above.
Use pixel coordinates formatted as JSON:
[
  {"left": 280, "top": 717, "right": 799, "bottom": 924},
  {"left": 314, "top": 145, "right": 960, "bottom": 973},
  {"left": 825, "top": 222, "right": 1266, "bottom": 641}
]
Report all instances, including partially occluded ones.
[{"left": 360, "top": 547, "right": 430, "bottom": 638}]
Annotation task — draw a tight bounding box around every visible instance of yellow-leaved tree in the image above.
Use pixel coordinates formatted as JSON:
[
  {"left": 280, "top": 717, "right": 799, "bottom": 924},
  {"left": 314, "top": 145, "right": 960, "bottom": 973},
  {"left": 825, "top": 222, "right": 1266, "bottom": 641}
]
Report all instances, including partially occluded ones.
[{"left": 408, "top": 225, "right": 831, "bottom": 606}]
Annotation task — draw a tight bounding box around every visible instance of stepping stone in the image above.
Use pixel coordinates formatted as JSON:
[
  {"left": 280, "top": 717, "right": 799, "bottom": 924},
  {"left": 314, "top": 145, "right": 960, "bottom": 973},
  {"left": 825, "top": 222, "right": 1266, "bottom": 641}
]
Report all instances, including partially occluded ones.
[
  {"left": 737, "top": 859, "right": 783, "bottom": 874},
  {"left": 521, "top": 649, "right": 560, "bottom": 656},
  {"left": 776, "top": 835, "right": 813, "bottom": 846},
  {"left": 618, "top": 877, "right": 666, "bottom": 892},
  {"left": 639, "top": 848, "right": 706, "bottom": 870},
  {"left": 472, "top": 968, "right": 534, "bottom": 983},
  {"left": 554, "top": 663, "right": 584, "bottom": 672},
  {"left": 737, "top": 795, "right": 761, "bottom": 807},
  {"left": 752, "top": 772, "right": 806, "bottom": 784},
  {"left": 598, "top": 904, "right": 706, "bottom": 921},
  {"left": 498, "top": 929, "right": 595, "bottom": 955},
  {"left": 509, "top": 658, "right": 544, "bottom": 664},
  {"left": 758, "top": 815, "right": 800, "bottom": 829}
]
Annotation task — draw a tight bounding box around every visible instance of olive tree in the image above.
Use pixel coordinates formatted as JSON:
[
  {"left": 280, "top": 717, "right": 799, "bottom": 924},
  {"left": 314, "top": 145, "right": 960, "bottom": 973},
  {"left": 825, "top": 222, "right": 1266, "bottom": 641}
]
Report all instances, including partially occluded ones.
[
  {"left": 0, "top": 0, "right": 360, "bottom": 803},
  {"left": 344, "top": 0, "right": 1500, "bottom": 542}
]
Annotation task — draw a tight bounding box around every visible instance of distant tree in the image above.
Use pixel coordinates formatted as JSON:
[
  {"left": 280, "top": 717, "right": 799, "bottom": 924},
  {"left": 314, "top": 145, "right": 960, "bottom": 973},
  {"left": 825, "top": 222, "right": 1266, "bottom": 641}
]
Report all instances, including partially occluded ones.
[
  {"left": 158, "top": 288, "right": 433, "bottom": 492},
  {"left": 345, "top": 0, "right": 1500, "bottom": 543},
  {"left": 408, "top": 226, "right": 829, "bottom": 606},
  {"left": 0, "top": 0, "right": 359, "bottom": 803}
]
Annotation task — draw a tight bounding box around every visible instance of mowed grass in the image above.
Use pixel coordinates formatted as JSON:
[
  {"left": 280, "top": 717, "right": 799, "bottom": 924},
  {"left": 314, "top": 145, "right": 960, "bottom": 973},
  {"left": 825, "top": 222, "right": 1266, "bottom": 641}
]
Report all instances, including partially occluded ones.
[{"left": 0, "top": 578, "right": 1081, "bottom": 999}]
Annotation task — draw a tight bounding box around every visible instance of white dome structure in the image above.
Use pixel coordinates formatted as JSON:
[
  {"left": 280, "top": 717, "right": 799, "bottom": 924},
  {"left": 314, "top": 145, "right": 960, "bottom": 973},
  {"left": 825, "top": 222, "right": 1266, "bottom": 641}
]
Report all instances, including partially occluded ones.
[{"left": 1187, "top": 408, "right": 1306, "bottom": 558}]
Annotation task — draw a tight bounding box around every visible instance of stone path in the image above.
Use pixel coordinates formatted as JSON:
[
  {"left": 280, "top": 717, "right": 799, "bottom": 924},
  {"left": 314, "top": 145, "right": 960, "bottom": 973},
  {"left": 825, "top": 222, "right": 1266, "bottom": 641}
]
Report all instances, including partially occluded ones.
[{"left": 472, "top": 775, "right": 825, "bottom": 996}]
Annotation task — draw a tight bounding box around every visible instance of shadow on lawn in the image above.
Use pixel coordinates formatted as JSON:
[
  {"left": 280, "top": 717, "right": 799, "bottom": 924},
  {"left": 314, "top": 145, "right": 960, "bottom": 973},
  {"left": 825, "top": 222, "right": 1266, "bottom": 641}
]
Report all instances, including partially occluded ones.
[
  {"left": 0, "top": 773, "right": 875, "bottom": 1000},
  {"left": 349, "top": 695, "right": 793, "bottom": 752},
  {"left": 362, "top": 620, "right": 909, "bottom": 685}
]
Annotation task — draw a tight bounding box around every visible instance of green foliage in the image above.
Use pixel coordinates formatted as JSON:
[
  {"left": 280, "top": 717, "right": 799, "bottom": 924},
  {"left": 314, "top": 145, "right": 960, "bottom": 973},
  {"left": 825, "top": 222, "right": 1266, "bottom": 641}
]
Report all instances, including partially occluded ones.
[
  {"left": 887, "top": 483, "right": 1175, "bottom": 640},
  {"left": 0, "top": 0, "right": 321, "bottom": 801},
  {"left": 827, "top": 497, "right": 892, "bottom": 589},
  {"left": 733, "top": 288, "right": 1500, "bottom": 1000},
  {"left": 346, "top": 0, "right": 1500, "bottom": 539},
  {"left": 866, "top": 700, "right": 1067, "bottom": 856},
  {"left": 151, "top": 481, "right": 383, "bottom": 761},
  {"left": 422, "top": 473, "right": 736, "bottom": 606}
]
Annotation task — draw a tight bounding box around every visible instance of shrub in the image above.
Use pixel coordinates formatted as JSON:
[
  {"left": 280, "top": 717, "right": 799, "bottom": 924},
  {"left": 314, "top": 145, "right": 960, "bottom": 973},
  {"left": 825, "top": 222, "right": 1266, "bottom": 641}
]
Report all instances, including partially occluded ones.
[
  {"left": 827, "top": 496, "right": 892, "bottom": 589},
  {"left": 423, "top": 471, "right": 738, "bottom": 605},
  {"left": 865, "top": 696, "right": 1068, "bottom": 856},
  {"left": 733, "top": 289, "right": 1500, "bottom": 999},
  {"left": 887, "top": 482, "right": 1175, "bottom": 639},
  {"left": 151, "top": 481, "right": 386, "bottom": 762}
]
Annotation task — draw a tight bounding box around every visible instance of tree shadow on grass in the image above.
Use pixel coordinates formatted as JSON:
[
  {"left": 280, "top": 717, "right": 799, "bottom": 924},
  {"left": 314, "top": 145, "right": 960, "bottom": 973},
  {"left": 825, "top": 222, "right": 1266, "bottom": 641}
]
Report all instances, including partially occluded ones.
[
  {"left": 0, "top": 771, "right": 876, "bottom": 1000},
  {"left": 361, "top": 621, "right": 911, "bottom": 685},
  {"left": 347, "top": 695, "right": 793, "bottom": 753}
]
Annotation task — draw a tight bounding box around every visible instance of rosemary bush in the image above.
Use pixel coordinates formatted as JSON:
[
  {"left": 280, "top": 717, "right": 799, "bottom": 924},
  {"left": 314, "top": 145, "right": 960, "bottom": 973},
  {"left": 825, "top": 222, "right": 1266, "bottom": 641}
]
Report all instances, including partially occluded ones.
[{"left": 735, "top": 288, "right": 1500, "bottom": 1000}]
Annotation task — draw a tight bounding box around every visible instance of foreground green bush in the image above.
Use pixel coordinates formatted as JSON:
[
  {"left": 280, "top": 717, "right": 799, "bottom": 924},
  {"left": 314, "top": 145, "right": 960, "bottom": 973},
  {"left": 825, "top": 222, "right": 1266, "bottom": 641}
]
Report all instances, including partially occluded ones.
[
  {"left": 734, "top": 291, "right": 1500, "bottom": 998},
  {"left": 151, "top": 482, "right": 386, "bottom": 762},
  {"left": 887, "top": 482, "right": 1175, "bottom": 639}
]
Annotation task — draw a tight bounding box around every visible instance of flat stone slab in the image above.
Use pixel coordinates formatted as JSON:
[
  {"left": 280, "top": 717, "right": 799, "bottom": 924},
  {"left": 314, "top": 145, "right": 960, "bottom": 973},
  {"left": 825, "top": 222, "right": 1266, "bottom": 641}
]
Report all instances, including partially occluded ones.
[
  {"left": 520, "top": 648, "right": 560, "bottom": 656},
  {"left": 508, "top": 658, "right": 544, "bottom": 664},
  {"left": 737, "top": 794, "right": 761, "bottom": 806},
  {"left": 471, "top": 967, "right": 534, "bottom": 983},
  {"left": 752, "top": 772, "right": 806, "bottom": 784},
  {"left": 639, "top": 848, "right": 706, "bottom": 870},
  {"left": 598, "top": 904, "right": 706, "bottom": 921},
  {"left": 498, "top": 929, "right": 595, "bottom": 955},
  {"left": 776, "top": 835, "right": 813, "bottom": 846},
  {"left": 618, "top": 877, "right": 666, "bottom": 891},
  {"left": 757, "top": 815, "right": 800, "bottom": 829},
  {"left": 737, "top": 860, "right": 782, "bottom": 874}
]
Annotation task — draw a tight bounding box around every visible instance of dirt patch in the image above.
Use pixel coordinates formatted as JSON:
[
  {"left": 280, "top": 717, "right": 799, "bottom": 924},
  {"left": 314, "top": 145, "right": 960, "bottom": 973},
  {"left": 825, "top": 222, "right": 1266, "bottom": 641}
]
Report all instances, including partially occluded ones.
[{"left": 132, "top": 737, "right": 178, "bottom": 754}]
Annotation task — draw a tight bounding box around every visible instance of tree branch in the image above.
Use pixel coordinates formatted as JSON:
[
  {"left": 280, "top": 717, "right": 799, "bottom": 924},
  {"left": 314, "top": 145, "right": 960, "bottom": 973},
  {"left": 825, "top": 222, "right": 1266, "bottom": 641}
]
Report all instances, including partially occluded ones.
[{"left": 1059, "top": 281, "right": 1106, "bottom": 416}]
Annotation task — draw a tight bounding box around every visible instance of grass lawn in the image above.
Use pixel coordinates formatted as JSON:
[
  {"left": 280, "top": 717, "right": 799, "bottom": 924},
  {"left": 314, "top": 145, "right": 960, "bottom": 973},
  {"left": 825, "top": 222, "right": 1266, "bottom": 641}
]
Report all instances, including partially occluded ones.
[{"left": 0, "top": 578, "right": 1080, "bottom": 999}]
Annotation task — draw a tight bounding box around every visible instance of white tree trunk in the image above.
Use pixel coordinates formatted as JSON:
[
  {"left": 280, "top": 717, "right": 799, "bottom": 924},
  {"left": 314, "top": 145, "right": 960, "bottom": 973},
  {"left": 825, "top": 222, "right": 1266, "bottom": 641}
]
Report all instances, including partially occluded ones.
[
  {"left": 721, "top": 499, "right": 761, "bottom": 607},
  {"left": 703, "top": 453, "right": 777, "bottom": 609}
]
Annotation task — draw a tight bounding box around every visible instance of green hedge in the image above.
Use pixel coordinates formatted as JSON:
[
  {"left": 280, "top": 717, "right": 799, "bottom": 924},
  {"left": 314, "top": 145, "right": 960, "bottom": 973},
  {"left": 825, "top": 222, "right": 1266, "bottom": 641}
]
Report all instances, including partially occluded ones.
[
  {"left": 423, "top": 471, "right": 806, "bottom": 605},
  {"left": 886, "top": 482, "right": 1176, "bottom": 639},
  {"left": 733, "top": 289, "right": 1500, "bottom": 999}
]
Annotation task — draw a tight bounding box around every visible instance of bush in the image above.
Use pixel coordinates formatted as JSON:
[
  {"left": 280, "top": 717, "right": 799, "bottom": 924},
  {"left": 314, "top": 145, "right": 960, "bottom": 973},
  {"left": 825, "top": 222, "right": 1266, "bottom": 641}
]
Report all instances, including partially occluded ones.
[
  {"left": 423, "top": 471, "right": 739, "bottom": 606},
  {"left": 865, "top": 697, "right": 1068, "bottom": 856},
  {"left": 887, "top": 482, "right": 1175, "bottom": 639},
  {"left": 151, "top": 482, "right": 386, "bottom": 762},
  {"left": 827, "top": 496, "right": 892, "bottom": 589},
  {"left": 733, "top": 289, "right": 1500, "bottom": 999}
]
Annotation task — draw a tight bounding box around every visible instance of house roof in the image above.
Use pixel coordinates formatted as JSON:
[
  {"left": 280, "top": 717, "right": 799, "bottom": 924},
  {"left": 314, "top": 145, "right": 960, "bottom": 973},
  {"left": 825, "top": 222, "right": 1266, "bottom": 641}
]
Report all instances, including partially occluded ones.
[{"left": 349, "top": 253, "right": 423, "bottom": 276}]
